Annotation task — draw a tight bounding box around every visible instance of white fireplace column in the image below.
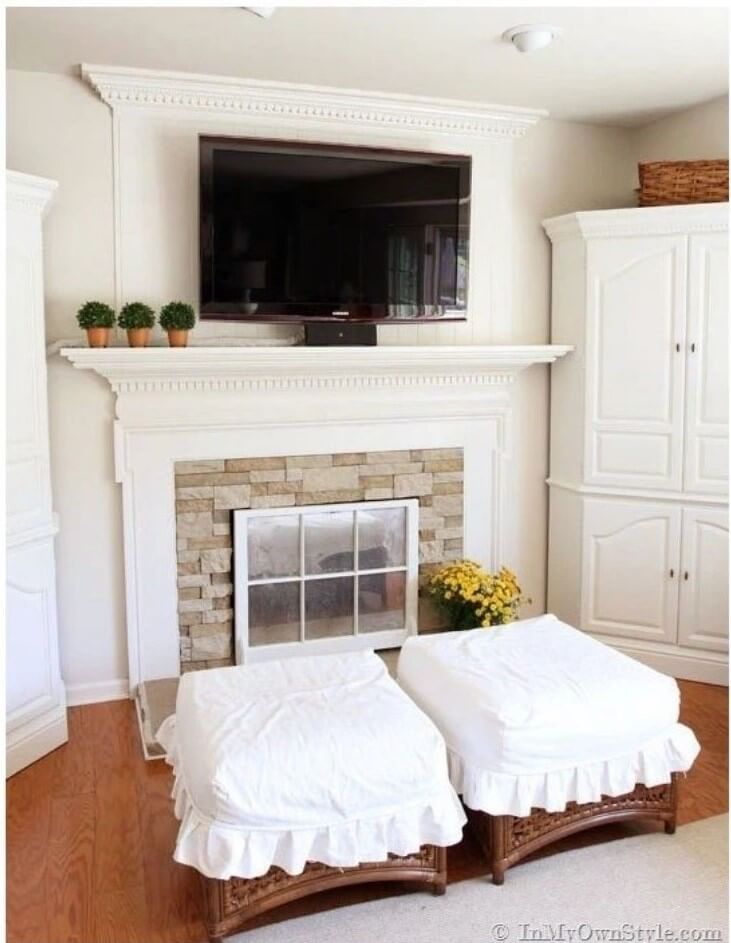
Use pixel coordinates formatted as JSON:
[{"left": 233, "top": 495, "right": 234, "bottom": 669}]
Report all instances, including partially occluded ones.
[{"left": 61, "top": 345, "right": 571, "bottom": 692}]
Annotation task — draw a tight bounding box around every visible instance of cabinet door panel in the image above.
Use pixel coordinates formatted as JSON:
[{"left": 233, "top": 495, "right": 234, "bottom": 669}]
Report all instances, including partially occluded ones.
[
  {"left": 678, "top": 507, "right": 728, "bottom": 652},
  {"left": 7, "top": 539, "right": 63, "bottom": 731},
  {"left": 583, "top": 499, "right": 681, "bottom": 643},
  {"left": 684, "top": 234, "right": 728, "bottom": 495},
  {"left": 586, "top": 237, "right": 686, "bottom": 491}
]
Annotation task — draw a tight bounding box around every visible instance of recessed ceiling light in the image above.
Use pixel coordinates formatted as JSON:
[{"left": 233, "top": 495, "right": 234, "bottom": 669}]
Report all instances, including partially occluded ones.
[{"left": 502, "top": 24, "right": 563, "bottom": 54}]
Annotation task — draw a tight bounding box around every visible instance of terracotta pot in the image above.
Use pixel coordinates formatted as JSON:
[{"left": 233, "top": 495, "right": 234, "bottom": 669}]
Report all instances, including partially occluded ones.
[
  {"left": 86, "top": 326, "right": 111, "bottom": 349},
  {"left": 166, "top": 329, "right": 189, "bottom": 348},
  {"left": 126, "top": 327, "right": 151, "bottom": 348}
]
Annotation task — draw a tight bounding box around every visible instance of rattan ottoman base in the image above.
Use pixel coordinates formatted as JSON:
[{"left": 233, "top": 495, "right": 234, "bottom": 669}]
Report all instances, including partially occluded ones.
[
  {"left": 198, "top": 844, "right": 447, "bottom": 942},
  {"left": 467, "top": 774, "right": 679, "bottom": 885}
]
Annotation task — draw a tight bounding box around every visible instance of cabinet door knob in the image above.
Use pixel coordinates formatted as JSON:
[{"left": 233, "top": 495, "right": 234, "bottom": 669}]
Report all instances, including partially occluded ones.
[
  {"left": 690, "top": 342, "right": 696, "bottom": 353},
  {"left": 675, "top": 343, "right": 681, "bottom": 352},
  {"left": 669, "top": 568, "right": 675, "bottom": 578},
  {"left": 684, "top": 571, "right": 689, "bottom": 580}
]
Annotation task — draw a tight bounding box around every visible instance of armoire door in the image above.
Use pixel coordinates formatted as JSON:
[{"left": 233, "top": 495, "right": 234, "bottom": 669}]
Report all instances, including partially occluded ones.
[
  {"left": 683, "top": 233, "right": 729, "bottom": 496},
  {"left": 582, "top": 498, "right": 681, "bottom": 644},
  {"left": 585, "top": 236, "right": 687, "bottom": 492},
  {"left": 678, "top": 507, "right": 729, "bottom": 653}
]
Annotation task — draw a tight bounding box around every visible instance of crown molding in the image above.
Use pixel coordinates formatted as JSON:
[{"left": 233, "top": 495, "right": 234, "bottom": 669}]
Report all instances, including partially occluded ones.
[
  {"left": 7, "top": 170, "right": 58, "bottom": 216},
  {"left": 80, "top": 64, "right": 546, "bottom": 140},
  {"left": 543, "top": 202, "right": 729, "bottom": 242},
  {"left": 60, "top": 344, "right": 572, "bottom": 395}
]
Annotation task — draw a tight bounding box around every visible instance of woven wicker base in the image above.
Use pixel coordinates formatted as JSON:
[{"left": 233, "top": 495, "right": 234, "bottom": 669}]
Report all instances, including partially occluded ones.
[
  {"left": 199, "top": 845, "right": 447, "bottom": 942},
  {"left": 467, "top": 774, "right": 679, "bottom": 885}
]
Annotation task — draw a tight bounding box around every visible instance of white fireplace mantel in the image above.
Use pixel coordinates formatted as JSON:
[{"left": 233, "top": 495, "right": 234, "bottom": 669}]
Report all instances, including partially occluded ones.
[
  {"left": 59, "top": 343, "right": 571, "bottom": 692},
  {"left": 61, "top": 344, "right": 572, "bottom": 395}
]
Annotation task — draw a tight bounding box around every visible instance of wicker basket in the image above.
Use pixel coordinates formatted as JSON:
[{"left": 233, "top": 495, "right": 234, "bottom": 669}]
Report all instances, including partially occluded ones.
[{"left": 638, "top": 160, "right": 729, "bottom": 206}]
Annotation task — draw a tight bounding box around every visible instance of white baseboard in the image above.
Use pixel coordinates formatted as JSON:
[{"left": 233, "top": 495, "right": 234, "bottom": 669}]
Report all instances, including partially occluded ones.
[
  {"left": 592, "top": 637, "right": 729, "bottom": 686},
  {"left": 6, "top": 705, "right": 69, "bottom": 777},
  {"left": 66, "top": 678, "right": 130, "bottom": 706}
]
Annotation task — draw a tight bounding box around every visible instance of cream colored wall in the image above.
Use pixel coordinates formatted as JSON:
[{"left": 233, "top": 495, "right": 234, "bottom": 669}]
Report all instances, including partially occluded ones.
[
  {"left": 633, "top": 95, "right": 729, "bottom": 162},
  {"left": 7, "top": 67, "right": 641, "bottom": 697}
]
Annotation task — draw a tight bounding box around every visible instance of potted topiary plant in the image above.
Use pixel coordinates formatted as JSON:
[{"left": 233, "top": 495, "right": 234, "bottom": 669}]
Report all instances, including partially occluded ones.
[
  {"left": 159, "top": 300, "right": 196, "bottom": 348},
  {"left": 118, "top": 302, "right": 156, "bottom": 348},
  {"left": 77, "top": 300, "right": 116, "bottom": 348}
]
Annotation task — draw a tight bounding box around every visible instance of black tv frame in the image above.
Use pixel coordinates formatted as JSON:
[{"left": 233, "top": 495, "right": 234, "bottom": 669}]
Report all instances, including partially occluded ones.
[{"left": 199, "top": 136, "right": 471, "bottom": 326}]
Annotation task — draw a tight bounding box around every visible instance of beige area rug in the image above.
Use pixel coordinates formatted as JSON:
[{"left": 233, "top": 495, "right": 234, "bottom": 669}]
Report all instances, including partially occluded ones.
[
  {"left": 135, "top": 649, "right": 401, "bottom": 759},
  {"left": 230, "top": 815, "right": 729, "bottom": 943}
]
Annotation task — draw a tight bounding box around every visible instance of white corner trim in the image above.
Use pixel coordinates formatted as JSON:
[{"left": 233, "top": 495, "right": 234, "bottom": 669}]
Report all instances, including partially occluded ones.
[
  {"left": 66, "top": 678, "right": 130, "bottom": 706},
  {"left": 59, "top": 344, "right": 573, "bottom": 395},
  {"left": 81, "top": 63, "right": 547, "bottom": 139},
  {"left": 543, "top": 202, "right": 729, "bottom": 242},
  {"left": 7, "top": 170, "right": 58, "bottom": 215}
]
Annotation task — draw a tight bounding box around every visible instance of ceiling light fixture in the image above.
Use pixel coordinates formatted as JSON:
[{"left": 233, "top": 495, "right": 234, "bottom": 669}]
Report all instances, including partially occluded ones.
[{"left": 502, "top": 24, "right": 562, "bottom": 54}]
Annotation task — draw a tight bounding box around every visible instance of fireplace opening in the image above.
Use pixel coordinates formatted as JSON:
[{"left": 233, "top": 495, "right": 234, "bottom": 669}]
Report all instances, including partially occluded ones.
[{"left": 233, "top": 499, "right": 419, "bottom": 663}]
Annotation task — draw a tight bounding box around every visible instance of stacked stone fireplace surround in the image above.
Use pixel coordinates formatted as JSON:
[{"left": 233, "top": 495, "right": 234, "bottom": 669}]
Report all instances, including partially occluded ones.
[{"left": 175, "top": 447, "right": 464, "bottom": 671}]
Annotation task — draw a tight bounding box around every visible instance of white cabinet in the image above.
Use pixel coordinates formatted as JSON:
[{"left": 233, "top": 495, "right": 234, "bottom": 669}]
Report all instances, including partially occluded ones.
[
  {"left": 6, "top": 171, "right": 67, "bottom": 776},
  {"left": 546, "top": 204, "right": 728, "bottom": 685}
]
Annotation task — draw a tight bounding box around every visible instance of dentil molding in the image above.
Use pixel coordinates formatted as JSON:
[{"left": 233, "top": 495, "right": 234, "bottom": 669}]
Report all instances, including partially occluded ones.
[
  {"left": 8, "top": 170, "right": 58, "bottom": 216},
  {"left": 81, "top": 64, "right": 547, "bottom": 140},
  {"left": 544, "top": 202, "right": 729, "bottom": 242},
  {"left": 60, "top": 344, "right": 573, "bottom": 395}
]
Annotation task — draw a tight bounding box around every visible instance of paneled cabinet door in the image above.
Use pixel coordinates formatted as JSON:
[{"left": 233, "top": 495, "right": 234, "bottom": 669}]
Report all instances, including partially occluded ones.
[
  {"left": 582, "top": 498, "right": 681, "bottom": 644},
  {"left": 678, "top": 507, "right": 729, "bottom": 653},
  {"left": 684, "top": 233, "right": 729, "bottom": 496},
  {"left": 585, "top": 237, "right": 687, "bottom": 491}
]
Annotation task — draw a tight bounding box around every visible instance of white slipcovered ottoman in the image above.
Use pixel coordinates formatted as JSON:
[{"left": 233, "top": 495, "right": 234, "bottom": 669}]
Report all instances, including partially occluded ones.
[
  {"left": 398, "top": 614, "right": 700, "bottom": 882},
  {"left": 157, "top": 651, "right": 466, "bottom": 941}
]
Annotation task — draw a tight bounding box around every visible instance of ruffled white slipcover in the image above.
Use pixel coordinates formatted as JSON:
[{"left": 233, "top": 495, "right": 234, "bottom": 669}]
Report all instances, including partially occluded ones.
[
  {"left": 157, "top": 651, "right": 466, "bottom": 880},
  {"left": 398, "top": 615, "right": 701, "bottom": 817}
]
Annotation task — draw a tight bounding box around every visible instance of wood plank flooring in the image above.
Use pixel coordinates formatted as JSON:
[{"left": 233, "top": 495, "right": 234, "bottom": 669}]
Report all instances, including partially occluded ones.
[{"left": 6, "top": 680, "right": 727, "bottom": 943}]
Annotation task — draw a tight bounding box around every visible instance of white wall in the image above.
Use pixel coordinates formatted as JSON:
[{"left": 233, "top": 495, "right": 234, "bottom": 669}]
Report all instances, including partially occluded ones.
[
  {"left": 7, "top": 67, "right": 645, "bottom": 698},
  {"left": 634, "top": 95, "right": 729, "bottom": 163}
]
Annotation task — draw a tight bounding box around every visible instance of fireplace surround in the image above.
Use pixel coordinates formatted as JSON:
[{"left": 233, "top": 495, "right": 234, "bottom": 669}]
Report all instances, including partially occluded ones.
[{"left": 60, "top": 344, "right": 572, "bottom": 691}]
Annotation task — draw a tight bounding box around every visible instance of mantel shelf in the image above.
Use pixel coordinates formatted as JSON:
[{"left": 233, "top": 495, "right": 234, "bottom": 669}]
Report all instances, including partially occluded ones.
[{"left": 59, "top": 344, "right": 573, "bottom": 394}]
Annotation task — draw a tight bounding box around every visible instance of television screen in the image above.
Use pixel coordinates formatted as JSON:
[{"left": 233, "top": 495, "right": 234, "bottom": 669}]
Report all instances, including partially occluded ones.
[{"left": 199, "top": 137, "right": 470, "bottom": 322}]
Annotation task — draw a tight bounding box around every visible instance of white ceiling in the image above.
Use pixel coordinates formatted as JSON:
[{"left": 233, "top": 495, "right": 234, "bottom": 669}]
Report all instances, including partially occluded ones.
[{"left": 6, "top": 6, "right": 729, "bottom": 127}]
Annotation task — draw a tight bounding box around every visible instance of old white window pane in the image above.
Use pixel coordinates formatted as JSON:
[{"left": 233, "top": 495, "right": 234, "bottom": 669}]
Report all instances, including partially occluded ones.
[
  {"left": 247, "top": 514, "right": 300, "bottom": 580},
  {"left": 304, "top": 511, "right": 355, "bottom": 574},
  {"left": 359, "top": 572, "right": 406, "bottom": 632},
  {"left": 249, "top": 581, "right": 300, "bottom": 646},
  {"left": 358, "top": 507, "right": 406, "bottom": 570},
  {"left": 305, "top": 577, "right": 354, "bottom": 639}
]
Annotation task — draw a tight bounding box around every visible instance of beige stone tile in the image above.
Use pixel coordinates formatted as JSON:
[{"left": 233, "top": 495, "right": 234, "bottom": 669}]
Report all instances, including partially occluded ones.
[
  {"left": 444, "top": 538, "right": 463, "bottom": 551},
  {"left": 433, "top": 481, "right": 462, "bottom": 495},
  {"left": 202, "top": 582, "right": 233, "bottom": 599},
  {"left": 394, "top": 472, "right": 434, "bottom": 498},
  {"left": 250, "top": 469, "right": 286, "bottom": 483},
  {"left": 285, "top": 454, "right": 333, "bottom": 468},
  {"left": 297, "top": 489, "right": 363, "bottom": 505},
  {"left": 364, "top": 488, "right": 394, "bottom": 500},
  {"left": 178, "top": 574, "right": 210, "bottom": 589},
  {"left": 432, "top": 494, "right": 464, "bottom": 516},
  {"left": 433, "top": 471, "right": 464, "bottom": 483},
  {"left": 419, "top": 540, "right": 444, "bottom": 564},
  {"left": 176, "top": 486, "right": 215, "bottom": 500},
  {"left": 213, "top": 523, "right": 231, "bottom": 537},
  {"left": 250, "top": 494, "right": 296, "bottom": 509},
  {"left": 177, "top": 550, "right": 200, "bottom": 564},
  {"left": 175, "top": 460, "right": 226, "bottom": 473},
  {"left": 302, "top": 465, "right": 359, "bottom": 492},
  {"left": 333, "top": 452, "right": 367, "bottom": 465},
  {"left": 423, "top": 459, "right": 463, "bottom": 473},
  {"left": 177, "top": 561, "right": 200, "bottom": 576},
  {"left": 179, "top": 611, "right": 203, "bottom": 627},
  {"left": 214, "top": 484, "right": 252, "bottom": 510},
  {"left": 205, "top": 658, "right": 235, "bottom": 669},
  {"left": 435, "top": 526, "right": 463, "bottom": 540},
  {"left": 358, "top": 475, "right": 393, "bottom": 489},
  {"left": 365, "top": 450, "right": 413, "bottom": 464},
  {"left": 191, "top": 631, "right": 232, "bottom": 660},
  {"left": 187, "top": 536, "right": 231, "bottom": 550},
  {"left": 176, "top": 499, "right": 214, "bottom": 513},
  {"left": 176, "top": 511, "right": 213, "bottom": 538},
  {"left": 178, "top": 587, "right": 201, "bottom": 601},
  {"left": 178, "top": 597, "right": 213, "bottom": 613},
  {"left": 211, "top": 572, "right": 232, "bottom": 585},
  {"left": 202, "top": 608, "right": 234, "bottom": 624},
  {"left": 286, "top": 468, "right": 304, "bottom": 482},
  {"left": 225, "top": 457, "right": 285, "bottom": 471},
  {"left": 268, "top": 481, "right": 301, "bottom": 494},
  {"left": 358, "top": 462, "right": 422, "bottom": 477},
  {"left": 176, "top": 472, "right": 251, "bottom": 487},
  {"left": 200, "top": 548, "right": 233, "bottom": 573}
]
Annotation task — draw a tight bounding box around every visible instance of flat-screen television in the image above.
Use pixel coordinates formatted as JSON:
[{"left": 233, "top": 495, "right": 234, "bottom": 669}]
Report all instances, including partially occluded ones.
[{"left": 199, "top": 137, "right": 470, "bottom": 323}]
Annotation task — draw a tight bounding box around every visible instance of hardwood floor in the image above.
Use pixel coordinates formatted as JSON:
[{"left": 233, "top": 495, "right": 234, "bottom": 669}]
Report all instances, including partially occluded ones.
[{"left": 6, "top": 680, "right": 728, "bottom": 943}]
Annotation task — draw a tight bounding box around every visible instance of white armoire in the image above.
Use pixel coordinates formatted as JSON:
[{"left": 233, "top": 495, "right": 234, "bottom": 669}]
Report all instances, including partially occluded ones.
[
  {"left": 6, "top": 171, "right": 68, "bottom": 775},
  {"left": 545, "top": 202, "right": 728, "bottom": 685}
]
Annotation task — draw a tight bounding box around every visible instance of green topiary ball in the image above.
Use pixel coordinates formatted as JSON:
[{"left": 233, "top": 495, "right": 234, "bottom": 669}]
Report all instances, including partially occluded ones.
[
  {"left": 77, "top": 300, "right": 115, "bottom": 329},
  {"left": 118, "top": 302, "right": 156, "bottom": 330},
  {"left": 159, "top": 301, "right": 196, "bottom": 331}
]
